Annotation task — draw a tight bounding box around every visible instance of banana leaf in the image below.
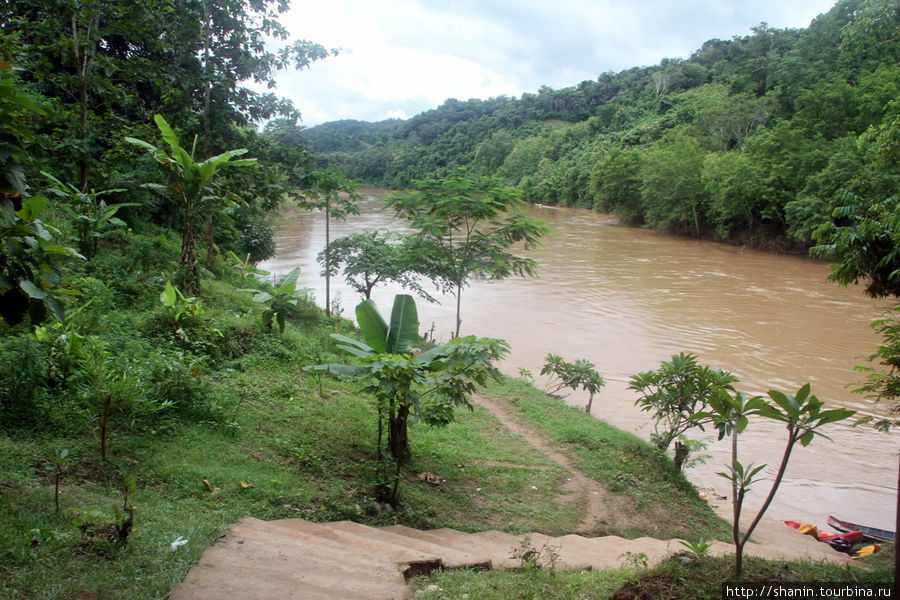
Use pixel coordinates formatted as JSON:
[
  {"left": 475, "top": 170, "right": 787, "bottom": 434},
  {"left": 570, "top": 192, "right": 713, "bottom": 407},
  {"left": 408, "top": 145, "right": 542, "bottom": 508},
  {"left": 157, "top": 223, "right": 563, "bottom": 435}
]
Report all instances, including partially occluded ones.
[
  {"left": 386, "top": 294, "right": 419, "bottom": 354},
  {"left": 355, "top": 299, "right": 388, "bottom": 353}
]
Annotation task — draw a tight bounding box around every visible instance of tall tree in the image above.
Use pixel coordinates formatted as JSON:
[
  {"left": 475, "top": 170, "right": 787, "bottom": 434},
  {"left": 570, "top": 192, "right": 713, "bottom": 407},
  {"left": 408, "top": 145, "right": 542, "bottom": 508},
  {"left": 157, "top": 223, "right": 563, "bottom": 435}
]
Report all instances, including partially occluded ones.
[
  {"left": 297, "top": 169, "right": 360, "bottom": 316},
  {"left": 640, "top": 130, "right": 709, "bottom": 237},
  {"left": 184, "top": 0, "right": 334, "bottom": 270},
  {"left": 386, "top": 168, "right": 549, "bottom": 337}
]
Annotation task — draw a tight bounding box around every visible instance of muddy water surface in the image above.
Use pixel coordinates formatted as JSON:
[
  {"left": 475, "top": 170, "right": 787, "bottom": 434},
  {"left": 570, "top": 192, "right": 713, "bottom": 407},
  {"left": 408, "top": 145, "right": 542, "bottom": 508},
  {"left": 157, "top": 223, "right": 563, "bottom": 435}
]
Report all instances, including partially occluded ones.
[{"left": 262, "top": 192, "right": 896, "bottom": 531}]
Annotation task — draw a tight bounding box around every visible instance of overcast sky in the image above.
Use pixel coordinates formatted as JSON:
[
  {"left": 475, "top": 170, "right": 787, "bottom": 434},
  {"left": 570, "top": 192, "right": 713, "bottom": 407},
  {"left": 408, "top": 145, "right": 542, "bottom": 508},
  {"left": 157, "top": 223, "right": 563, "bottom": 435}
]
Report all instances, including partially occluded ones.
[{"left": 273, "top": 0, "right": 840, "bottom": 127}]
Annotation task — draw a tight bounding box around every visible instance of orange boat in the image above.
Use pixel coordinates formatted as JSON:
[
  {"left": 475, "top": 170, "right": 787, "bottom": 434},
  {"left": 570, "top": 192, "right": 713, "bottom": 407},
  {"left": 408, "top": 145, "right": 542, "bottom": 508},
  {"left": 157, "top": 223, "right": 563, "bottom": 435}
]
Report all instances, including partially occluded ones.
[{"left": 783, "top": 519, "right": 863, "bottom": 552}]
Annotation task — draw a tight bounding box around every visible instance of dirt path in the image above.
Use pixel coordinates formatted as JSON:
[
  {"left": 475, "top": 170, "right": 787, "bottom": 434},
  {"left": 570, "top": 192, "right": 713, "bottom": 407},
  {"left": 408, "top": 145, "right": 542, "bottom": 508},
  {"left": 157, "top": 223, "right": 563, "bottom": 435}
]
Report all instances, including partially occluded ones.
[{"left": 472, "top": 394, "right": 628, "bottom": 535}]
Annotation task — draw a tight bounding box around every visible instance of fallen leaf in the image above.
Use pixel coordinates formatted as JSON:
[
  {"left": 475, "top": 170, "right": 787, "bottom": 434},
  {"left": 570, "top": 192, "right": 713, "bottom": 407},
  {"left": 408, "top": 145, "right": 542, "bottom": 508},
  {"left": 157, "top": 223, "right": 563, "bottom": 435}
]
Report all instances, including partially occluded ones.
[
  {"left": 239, "top": 480, "right": 253, "bottom": 489},
  {"left": 417, "top": 472, "right": 445, "bottom": 485}
]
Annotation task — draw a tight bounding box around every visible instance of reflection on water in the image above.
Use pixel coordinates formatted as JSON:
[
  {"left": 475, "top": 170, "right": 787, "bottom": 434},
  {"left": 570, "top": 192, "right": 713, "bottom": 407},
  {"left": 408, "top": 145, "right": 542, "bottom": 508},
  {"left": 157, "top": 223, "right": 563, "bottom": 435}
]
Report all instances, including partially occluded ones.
[{"left": 262, "top": 192, "right": 896, "bottom": 530}]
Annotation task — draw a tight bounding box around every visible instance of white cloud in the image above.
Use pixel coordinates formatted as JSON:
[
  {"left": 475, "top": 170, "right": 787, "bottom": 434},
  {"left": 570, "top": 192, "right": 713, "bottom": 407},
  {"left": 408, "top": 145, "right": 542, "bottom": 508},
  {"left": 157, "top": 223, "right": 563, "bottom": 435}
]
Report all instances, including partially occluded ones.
[{"left": 272, "top": 0, "right": 839, "bottom": 126}]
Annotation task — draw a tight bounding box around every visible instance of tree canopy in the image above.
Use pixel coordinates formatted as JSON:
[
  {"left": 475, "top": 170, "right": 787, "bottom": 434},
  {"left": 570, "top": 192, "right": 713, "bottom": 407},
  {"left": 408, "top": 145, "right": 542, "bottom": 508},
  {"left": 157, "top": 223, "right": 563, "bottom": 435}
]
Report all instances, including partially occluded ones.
[{"left": 386, "top": 168, "right": 549, "bottom": 337}]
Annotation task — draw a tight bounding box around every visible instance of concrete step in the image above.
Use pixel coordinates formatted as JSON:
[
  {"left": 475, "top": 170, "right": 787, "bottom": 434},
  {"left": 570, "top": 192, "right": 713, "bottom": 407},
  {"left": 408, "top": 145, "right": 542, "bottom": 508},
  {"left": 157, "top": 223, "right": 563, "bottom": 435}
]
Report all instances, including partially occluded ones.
[
  {"left": 231, "top": 519, "right": 404, "bottom": 581},
  {"left": 465, "top": 530, "right": 592, "bottom": 570},
  {"left": 425, "top": 528, "right": 524, "bottom": 569},
  {"left": 178, "top": 556, "right": 409, "bottom": 600},
  {"left": 329, "top": 520, "right": 492, "bottom": 570},
  {"left": 171, "top": 564, "right": 407, "bottom": 600},
  {"left": 270, "top": 518, "right": 442, "bottom": 578},
  {"left": 168, "top": 519, "right": 410, "bottom": 600},
  {"left": 169, "top": 517, "right": 853, "bottom": 600}
]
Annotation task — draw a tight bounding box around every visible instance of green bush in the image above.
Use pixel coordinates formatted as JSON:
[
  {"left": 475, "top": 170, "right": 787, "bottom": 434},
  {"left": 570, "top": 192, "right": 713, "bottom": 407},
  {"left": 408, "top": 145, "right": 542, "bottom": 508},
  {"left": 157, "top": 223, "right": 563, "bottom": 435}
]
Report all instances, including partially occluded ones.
[{"left": 0, "top": 334, "right": 51, "bottom": 428}]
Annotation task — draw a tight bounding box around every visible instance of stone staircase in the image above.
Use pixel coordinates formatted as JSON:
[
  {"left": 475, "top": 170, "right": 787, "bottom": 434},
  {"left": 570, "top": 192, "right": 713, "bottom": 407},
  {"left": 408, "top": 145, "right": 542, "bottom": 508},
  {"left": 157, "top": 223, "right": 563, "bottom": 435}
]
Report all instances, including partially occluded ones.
[{"left": 167, "top": 515, "right": 850, "bottom": 600}]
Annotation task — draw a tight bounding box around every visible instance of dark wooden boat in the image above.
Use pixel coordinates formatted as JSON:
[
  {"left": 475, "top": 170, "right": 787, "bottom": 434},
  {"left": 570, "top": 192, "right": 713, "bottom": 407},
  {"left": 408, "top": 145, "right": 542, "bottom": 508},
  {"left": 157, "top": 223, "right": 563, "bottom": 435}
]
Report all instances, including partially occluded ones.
[{"left": 827, "top": 515, "right": 895, "bottom": 543}]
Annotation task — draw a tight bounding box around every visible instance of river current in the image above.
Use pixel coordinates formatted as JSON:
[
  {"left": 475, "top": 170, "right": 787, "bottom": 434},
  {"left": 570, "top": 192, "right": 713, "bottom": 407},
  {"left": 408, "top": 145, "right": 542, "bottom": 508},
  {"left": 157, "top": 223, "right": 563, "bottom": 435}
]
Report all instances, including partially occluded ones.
[{"left": 261, "top": 191, "right": 896, "bottom": 531}]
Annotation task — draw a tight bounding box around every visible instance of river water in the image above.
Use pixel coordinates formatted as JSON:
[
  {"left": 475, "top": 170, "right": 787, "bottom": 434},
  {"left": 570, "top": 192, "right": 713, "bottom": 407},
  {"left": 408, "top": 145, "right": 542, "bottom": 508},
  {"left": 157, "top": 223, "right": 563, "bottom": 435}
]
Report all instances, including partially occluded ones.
[{"left": 261, "top": 191, "right": 896, "bottom": 532}]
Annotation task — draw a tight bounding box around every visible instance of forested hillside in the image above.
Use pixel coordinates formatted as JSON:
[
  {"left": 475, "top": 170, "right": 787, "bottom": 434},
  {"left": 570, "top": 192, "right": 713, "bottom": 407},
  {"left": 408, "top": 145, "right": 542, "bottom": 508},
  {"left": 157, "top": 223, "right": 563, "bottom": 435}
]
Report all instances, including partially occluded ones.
[{"left": 307, "top": 0, "right": 899, "bottom": 249}]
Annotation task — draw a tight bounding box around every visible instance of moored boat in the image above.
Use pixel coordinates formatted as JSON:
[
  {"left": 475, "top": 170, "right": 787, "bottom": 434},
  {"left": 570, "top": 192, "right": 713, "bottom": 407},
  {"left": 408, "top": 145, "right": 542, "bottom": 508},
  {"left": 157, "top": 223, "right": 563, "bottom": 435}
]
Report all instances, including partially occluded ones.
[{"left": 827, "top": 515, "right": 895, "bottom": 544}]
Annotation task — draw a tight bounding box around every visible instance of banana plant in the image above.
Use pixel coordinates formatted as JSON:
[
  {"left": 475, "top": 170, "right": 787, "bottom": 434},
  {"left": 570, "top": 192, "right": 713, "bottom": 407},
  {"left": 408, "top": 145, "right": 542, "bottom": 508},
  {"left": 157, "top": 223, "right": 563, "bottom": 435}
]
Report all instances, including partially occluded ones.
[
  {"left": 41, "top": 172, "right": 137, "bottom": 259},
  {"left": 240, "top": 267, "right": 310, "bottom": 334},
  {"left": 225, "top": 250, "right": 270, "bottom": 280},
  {"left": 310, "top": 294, "right": 508, "bottom": 465},
  {"left": 126, "top": 114, "right": 256, "bottom": 293}
]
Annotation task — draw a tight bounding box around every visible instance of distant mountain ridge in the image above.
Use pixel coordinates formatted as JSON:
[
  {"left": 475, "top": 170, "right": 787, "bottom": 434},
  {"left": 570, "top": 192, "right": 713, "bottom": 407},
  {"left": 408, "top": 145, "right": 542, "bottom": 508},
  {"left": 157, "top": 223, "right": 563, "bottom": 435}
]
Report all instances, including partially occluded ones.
[{"left": 302, "top": 0, "right": 899, "bottom": 249}]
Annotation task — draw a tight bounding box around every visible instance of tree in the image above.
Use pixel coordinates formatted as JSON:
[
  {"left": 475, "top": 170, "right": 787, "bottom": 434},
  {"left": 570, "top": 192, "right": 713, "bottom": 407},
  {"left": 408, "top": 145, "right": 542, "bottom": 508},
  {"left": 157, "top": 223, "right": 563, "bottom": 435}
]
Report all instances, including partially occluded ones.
[
  {"left": 308, "top": 294, "right": 508, "bottom": 502},
  {"left": 386, "top": 168, "right": 549, "bottom": 337},
  {"left": 317, "top": 229, "right": 435, "bottom": 303},
  {"left": 240, "top": 267, "right": 312, "bottom": 334},
  {"left": 628, "top": 352, "right": 738, "bottom": 471},
  {"left": 0, "top": 66, "right": 83, "bottom": 325},
  {"left": 589, "top": 148, "right": 644, "bottom": 224},
  {"left": 702, "top": 151, "right": 764, "bottom": 240},
  {"left": 126, "top": 114, "right": 256, "bottom": 293},
  {"left": 700, "top": 384, "right": 854, "bottom": 576},
  {"left": 297, "top": 169, "right": 360, "bottom": 316},
  {"left": 189, "top": 0, "right": 335, "bottom": 271},
  {"left": 811, "top": 103, "right": 900, "bottom": 297},
  {"left": 639, "top": 130, "right": 709, "bottom": 237},
  {"left": 809, "top": 97, "right": 900, "bottom": 583},
  {"left": 40, "top": 172, "right": 136, "bottom": 260},
  {"left": 540, "top": 353, "right": 606, "bottom": 413}
]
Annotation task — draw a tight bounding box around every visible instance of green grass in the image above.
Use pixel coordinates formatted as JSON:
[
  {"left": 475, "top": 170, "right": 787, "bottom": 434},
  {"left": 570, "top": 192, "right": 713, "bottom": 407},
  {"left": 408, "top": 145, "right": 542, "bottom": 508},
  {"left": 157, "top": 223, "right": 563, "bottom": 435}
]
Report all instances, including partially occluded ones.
[
  {"left": 409, "top": 567, "right": 636, "bottom": 600},
  {"left": 408, "top": 551, "right": 894, "bottom": 600},
  {"left": 484, "top": 378, "right": 731, "bottom": 541}
]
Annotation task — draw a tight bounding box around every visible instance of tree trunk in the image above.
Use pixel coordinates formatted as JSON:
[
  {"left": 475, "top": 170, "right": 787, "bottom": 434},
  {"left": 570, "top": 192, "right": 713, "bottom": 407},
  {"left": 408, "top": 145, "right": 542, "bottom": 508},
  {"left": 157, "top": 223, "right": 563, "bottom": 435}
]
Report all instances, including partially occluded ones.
[
  {"left": 101, "top": 396, "right": 112, "bottom": 462},
  {"left": 325, "top": 202, "right": 331, "bottom": 316},
  {"left": 673, "top": 440, "right": 689, "bottom": 471},
  {"left": 205, "top": 196, "right": 216, "bottom": 271},
  {"left": 181, "top": 212, "right": 199, "bottom": 294},
  {"left": 454, "top": 281, "right": 463, "bottom": 338},
  {"left": 72, "top": 11, "right": 99, "bottom": 192},
  {"left": 201, "top": 0, "right": 217, "bottom": 272},
  {"left": 388, "top": 403, "right": 411, "bottom": 465}
]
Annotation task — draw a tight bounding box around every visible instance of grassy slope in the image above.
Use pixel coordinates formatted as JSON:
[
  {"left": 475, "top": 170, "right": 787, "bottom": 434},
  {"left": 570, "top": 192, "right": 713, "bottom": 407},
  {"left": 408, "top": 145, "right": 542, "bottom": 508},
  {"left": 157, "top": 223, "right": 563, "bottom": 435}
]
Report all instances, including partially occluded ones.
[{"left": 0, "top": 231, "right": 891, "bottom": 599}]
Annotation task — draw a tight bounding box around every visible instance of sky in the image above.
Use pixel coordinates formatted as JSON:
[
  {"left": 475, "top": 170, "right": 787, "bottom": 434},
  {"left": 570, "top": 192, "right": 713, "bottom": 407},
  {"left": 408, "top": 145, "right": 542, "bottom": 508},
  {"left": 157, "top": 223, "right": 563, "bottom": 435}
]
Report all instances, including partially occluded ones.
[{"left": 272, "top": 0, "right": 840, "bottom": 127}]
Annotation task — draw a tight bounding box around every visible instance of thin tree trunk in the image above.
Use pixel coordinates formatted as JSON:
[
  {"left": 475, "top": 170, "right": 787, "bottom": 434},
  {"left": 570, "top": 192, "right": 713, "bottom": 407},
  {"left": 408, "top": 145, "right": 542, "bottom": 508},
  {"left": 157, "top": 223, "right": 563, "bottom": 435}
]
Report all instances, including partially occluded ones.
[
  {"left": 325, "top": 202, "right": 331, "bottom": 316},
  {"left": 182, "top": 212, "right": 199, "bottom": 293},
  {"left": 388, "top": 403, "right": 411, "bottom": 465},
  {"left": 201, "top": 0, "right": 216, "bottom": 272},
  {"left": 454, "top": 281, "right": 462, "bottom": 338},
  {"left": 101, "top": 397, "right": 111, "bottom": 462},
  {"left": 205, "top": 196, "right": 215, "bottom": 271},
  {"left": 735, "top": 431, "right": 798, "bottom": 576},
  {"left": 72, "top": 11, "right": 99, "bottom": 192}
]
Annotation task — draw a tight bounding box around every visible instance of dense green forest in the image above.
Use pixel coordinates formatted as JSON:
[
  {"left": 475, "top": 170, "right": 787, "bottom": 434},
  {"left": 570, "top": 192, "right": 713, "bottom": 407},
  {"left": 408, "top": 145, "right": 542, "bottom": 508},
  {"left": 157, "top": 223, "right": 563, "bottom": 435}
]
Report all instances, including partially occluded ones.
[
  {"left": 307, "top": 0, "right": 899, "bottom": 249},
  {"left": 1, "top": 0, "right": 326, "bottom": 279}
]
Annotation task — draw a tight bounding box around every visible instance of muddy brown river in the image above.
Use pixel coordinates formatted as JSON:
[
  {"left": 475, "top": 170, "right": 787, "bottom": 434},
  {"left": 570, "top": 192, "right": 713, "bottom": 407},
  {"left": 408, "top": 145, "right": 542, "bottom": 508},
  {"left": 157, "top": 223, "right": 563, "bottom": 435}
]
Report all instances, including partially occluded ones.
[{"left": 261, "top": 192, "right": 896, "bottom": 531}]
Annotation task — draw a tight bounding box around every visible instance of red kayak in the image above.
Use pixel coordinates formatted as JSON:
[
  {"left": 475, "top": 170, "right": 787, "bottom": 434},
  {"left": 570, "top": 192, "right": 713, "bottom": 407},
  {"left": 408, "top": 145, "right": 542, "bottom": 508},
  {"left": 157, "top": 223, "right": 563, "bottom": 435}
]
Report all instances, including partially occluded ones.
[{"left": 783, "top": 520, "right": 863, "bottom": 552}]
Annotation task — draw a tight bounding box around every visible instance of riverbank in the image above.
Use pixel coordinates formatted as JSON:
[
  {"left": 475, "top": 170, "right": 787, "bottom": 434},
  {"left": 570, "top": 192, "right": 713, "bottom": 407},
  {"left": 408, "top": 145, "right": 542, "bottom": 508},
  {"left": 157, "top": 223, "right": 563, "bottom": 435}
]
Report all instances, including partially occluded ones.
[
  {"left": 262, "top": 194, "right": 894, "bottom": 530},
  {"left": 0, "top": 228, "right": 890, "bottom": 598}
]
